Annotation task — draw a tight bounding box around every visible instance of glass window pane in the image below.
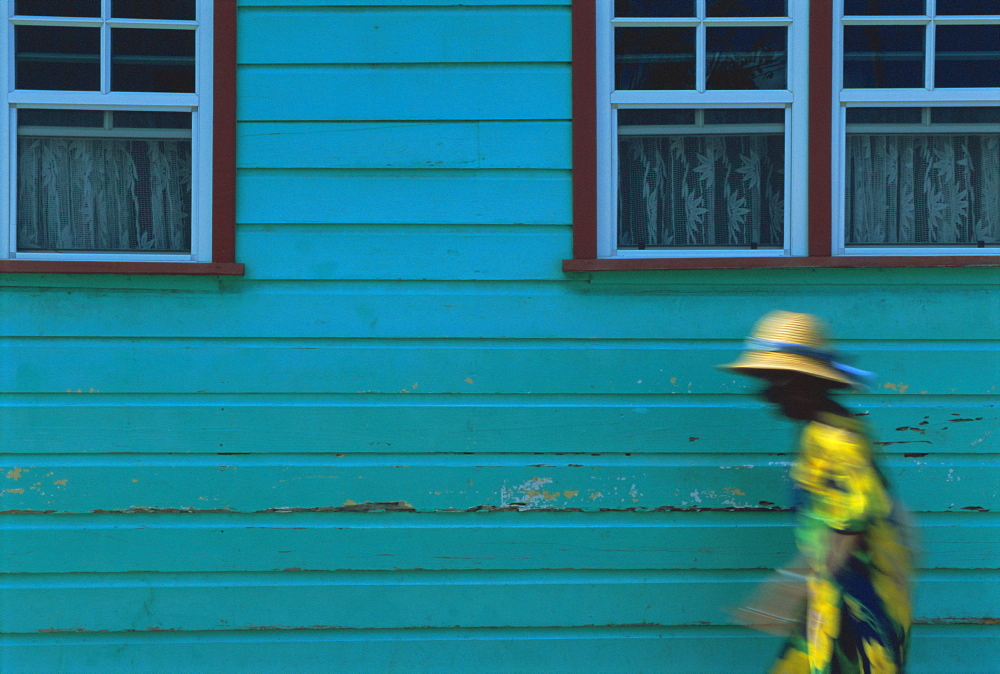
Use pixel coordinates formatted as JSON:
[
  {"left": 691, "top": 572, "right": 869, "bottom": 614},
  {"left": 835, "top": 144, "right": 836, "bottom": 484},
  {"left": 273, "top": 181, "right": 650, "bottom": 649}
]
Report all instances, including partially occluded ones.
[
  {"left": 936, "top": 1, "right": 1000, "bottom": 15},
  {"left": 616, "top": 28, "right": 696, "bottom": 90},
  {"left": 112, "top": 0, "right": 196, "bottom": 20},
  {"left": 112, "top": 28, "right": 196, "bottom": 93},
  {"left": 17, "top": 112, "right": 193, "bottom": 254},
  {"left": 114, "top": 111, "right": 192, "bottom": 129},
  {"left": 18, "top": 109, "right": 105, "bottom": 127},
  {"left": 843, "top": 0, "right": 925, "bottom": 14},
  {"left": 705, "top": 108, "right": 784, "bottom": 124},
  {"left": 707, "top": 0, "right": 787, "bottom": 17},
  {"left": 845, "top": 132, "right": 1000, "bottom": 246},
  {"left": 846, "top": 107, "right": 923, "bottom": 124},
  {"left": 615, "top": 0, "right": 694, "bottom": 17},
  {"left": 935, "top": 26, "right": 1000, "bottom": 88},
  {"left": 619, "top": 109, "right": 697, "bottom": 125},
  {"left": 843, "top": 25, "right": 924, "bottom": 88},
  {"left": 707, "top": 27, "right": 787, "bottom": 90},
  {"left": 617, "top": 110, "right": 785, "bottom": 249},
  {"left": 931, "top": 107, "right": 1000, "bottom": 124},
  {"left": 15, "top": 0, "right": 100, "bottom": 17},
  {"left": 15, "top": 26, "right": 100, "bottom": 91}
]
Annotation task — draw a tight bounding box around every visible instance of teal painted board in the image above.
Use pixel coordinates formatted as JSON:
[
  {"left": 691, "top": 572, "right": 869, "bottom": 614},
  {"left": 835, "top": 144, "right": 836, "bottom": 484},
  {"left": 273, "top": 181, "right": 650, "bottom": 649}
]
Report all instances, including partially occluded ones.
[
  {"left": 1, "top": 281, "right": 996, "bottom": 340},
  {"left": 239, "top": 7, "right": 570, "bottom": 64},
  {"left": 1, "top": 454, "right": 995, "bottom": 514},
  {"left": 0, "top": 625, "right": 992, "bottom": 674},
  {"left": 2, "top": 341, "right": 997, "bottom": 395},
  {"left": 238, "top": 65, "right": 571, "bottom": 121},
  {"left": 0, "top": 570, "right": 990, "bottom": 633},
  {"left": 237, "top": 121, "right": 571, "bottom": 170},
  {"left": 0, "top": 395, "right": 995, "bottom": 455},
  {"left": 2, "top": 512, "right": 994, "bottom": 573},
  {"left": 237, "top": 224, "right": 570, "bottom": 281},
  {"left": 237, "top": 170, "right": 571, "bottom": 225}
]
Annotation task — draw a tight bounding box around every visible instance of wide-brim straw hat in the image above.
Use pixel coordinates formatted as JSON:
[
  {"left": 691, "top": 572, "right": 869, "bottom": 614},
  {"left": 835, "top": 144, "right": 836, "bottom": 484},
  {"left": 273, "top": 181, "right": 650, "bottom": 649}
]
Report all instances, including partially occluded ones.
[{"left": 718, "top": 310, "right": 857, "bottom": 388}]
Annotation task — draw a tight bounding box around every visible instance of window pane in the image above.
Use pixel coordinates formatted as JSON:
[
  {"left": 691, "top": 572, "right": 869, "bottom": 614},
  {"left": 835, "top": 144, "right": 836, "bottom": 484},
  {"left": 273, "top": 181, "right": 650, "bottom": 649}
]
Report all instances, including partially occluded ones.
[
  {"left": 935, "top": 26, "right": 1000, "bottom": 88},
  {"left": 14, "top": 0, "right": 100, "bottom": 17},
  {"left": 843, "top": 25, "right": 924, "bottom": 88},
  {"left": 15, "top": 26, "right": 101, "bottom": 91},
  {"left": 706, "top": 0, "right": 787, "bottom": 17},
  {"left": 16, "top": 113, "right": 193, "bottom": 254},
  {"left": 114, "top": 111, "right": 192, "bottom": 129},
  {"left": 617, "top": 110, "right": 785, "bottom": 249},
  {"left": 112, "top": 28, "right": 196, "bottom": 92},
  {"left": 619, "top": 109, "right": 697, "bottom": 125},
  {"left": 112, "top": 0, "right": 196, "bottom": 20},
  {"left": 18, "top": 109, "right": 105, "bottom": 128},
  {"left": 843, "top": 0, "right": 925, "bottom": 14},
  {"left": 845, "top": 131, "right": 1000, "bottom": 246},
  {"left": 707, "top": 27, "right": 787, "bottom": 89},
  {"left": 936, "top": 1, "right": 1000, "bottom": 15},
  {"left": 931, "top": 107, "right": 1000, "bottom": 124},
  {"left": 705, "top": 108, "right": 783, "bottom": 124},
  {"left": 614, "top": 0, "right": 694, "bottom": 17},
  {"left": 616, "top": 28, "right": 696, "bottom": 90},
  {"left": 846, "top": 107, "right": 922, "bottom": 124}
]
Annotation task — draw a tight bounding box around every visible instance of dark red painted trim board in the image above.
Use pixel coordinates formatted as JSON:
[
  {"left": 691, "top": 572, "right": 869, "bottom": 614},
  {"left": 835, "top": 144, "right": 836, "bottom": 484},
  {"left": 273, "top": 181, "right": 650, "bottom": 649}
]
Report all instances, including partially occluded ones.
[
  {"left": 212, "top": 0, "right": 238, "bottom": 265},
  {"left": 808, "top": 0, "right": 834, "bottom": 257},
  {"left": 571, "top": 0, "right": 599, "bottom": 259},
  {"left": 563, "top": 256, "right": 1000, "bottom": 271},
  {"left": 0, "top": 261, "right": 244, "bottom": 275}
]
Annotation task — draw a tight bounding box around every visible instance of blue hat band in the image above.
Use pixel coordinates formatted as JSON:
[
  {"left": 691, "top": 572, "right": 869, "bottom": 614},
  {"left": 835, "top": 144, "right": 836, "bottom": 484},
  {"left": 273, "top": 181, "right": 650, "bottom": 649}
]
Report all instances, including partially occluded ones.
[{"left": 744, "top": 337, "right": 874, "bottom": 384}]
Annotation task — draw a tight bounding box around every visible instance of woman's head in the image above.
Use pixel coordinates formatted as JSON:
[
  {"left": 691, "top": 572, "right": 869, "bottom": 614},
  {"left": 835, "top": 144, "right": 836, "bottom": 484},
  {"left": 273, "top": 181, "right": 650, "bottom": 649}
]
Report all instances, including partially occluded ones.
[
  {"left": 718, "top": 310, "right": 870, "bottom": 419},
  {"left": 759, "top": 371, "right": 838, "bottom": 420}
]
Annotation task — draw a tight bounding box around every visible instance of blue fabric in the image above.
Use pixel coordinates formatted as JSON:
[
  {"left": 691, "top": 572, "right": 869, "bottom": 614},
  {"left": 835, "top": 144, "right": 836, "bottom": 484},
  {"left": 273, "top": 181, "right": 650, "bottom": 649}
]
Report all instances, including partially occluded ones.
[{"left": 744, "top": 337, "right": 875, "bottom": 385}]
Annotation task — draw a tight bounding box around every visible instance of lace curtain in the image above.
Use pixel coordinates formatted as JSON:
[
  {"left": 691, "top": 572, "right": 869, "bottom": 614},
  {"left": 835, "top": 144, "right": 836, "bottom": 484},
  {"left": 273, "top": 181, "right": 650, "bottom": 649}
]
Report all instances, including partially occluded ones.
[
  {"left": 618, "top": 134, "right": 784, "bottom": 248},
  {"left": 846, "top": 134, "right": 1000, "bottom": 245},
  {"left": 17, "top": 137, "right": 192, "bottom": 252}
]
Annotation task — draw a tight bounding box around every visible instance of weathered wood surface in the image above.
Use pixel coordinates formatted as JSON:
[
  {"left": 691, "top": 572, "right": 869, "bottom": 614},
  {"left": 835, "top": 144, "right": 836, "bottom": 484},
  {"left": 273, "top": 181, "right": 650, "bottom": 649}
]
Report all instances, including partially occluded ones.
[{"left": 0, "top": 0, "right": 996, "bottom": 670}]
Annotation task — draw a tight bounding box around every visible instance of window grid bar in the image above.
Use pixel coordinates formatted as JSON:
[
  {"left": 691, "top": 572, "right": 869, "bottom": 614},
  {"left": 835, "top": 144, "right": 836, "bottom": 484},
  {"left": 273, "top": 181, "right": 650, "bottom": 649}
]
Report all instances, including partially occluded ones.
[{"left": 925, "top": 17, "right": 934, "bottom": 90}]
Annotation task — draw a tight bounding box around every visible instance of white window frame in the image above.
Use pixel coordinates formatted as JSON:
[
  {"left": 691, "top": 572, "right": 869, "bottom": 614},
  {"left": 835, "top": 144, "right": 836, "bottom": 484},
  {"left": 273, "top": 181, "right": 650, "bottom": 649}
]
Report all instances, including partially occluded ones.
[
  {"left": 0, "top": 0, "right": 214, "bottom": 263},
  {"left": 832, "top": 0, "right": 1000, "bottom": 256},
  {"left": 595, "top": 0, "right": 810, "bottom": 259}
]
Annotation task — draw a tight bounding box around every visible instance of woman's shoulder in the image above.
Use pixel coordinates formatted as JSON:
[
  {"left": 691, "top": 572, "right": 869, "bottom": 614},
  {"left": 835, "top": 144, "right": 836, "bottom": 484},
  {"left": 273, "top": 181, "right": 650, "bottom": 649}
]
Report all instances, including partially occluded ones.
[{"left": 801, "top": 412, "right": 871, "bottom": 464}]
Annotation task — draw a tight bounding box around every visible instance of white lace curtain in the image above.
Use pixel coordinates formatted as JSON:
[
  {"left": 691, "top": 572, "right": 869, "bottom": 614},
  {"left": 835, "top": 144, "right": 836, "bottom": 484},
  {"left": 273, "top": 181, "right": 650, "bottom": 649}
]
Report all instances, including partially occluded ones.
[
  {"left": 17, "top": 137, "right": 192, "bottom": 252},
  {"left": 618, "top": 134, "right": 785, "bottom": 248},
  {"left": 846, "top": 134, "right": 1000, "bottom": 245}
]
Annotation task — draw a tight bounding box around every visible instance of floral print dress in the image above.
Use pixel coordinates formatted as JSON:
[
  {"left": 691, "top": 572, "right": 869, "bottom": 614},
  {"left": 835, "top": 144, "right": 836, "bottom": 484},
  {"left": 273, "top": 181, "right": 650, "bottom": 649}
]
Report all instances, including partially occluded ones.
[{"left": 771, "top": 413, "right": 912, "bottom": 674}]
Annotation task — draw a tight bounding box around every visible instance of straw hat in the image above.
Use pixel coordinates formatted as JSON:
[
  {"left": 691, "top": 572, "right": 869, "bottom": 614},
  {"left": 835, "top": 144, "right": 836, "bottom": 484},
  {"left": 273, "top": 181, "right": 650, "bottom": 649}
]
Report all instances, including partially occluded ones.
[{"left": 718, "top": 310, "right": 861, "bottom": 388}]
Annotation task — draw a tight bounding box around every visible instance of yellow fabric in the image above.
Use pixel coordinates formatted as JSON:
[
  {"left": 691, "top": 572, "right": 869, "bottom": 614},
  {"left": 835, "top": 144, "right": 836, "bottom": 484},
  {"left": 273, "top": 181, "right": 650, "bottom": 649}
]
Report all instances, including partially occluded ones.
[
  {"left": 791, "top": 414, "right": 890, "bottom": 535},
  {"left": 771, "top": 413, "right": 912, "bottom": 673}
]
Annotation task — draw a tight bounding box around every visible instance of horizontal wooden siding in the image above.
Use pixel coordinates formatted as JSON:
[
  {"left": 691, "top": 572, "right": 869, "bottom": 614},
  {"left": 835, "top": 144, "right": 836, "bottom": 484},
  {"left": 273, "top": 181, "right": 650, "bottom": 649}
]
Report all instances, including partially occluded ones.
[{"left": 0, "top": 1, "right": 996, "bottom": 672}]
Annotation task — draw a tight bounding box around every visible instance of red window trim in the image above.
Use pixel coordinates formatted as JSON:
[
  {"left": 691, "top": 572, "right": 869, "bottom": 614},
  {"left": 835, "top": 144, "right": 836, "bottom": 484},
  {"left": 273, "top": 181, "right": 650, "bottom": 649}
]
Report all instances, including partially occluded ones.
[
  {"left": 2, "top": 2, "right": 243, "bottom": 277},
  {"left": 565, "top": 0, "right": 1000, "bottom": 271}
]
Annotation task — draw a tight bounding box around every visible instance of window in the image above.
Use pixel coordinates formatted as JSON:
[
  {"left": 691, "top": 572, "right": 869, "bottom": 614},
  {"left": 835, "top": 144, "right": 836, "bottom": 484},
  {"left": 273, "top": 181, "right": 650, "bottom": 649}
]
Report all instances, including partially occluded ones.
[
  {"left": 567, "top": 0, "right": 1000, "bottom": 270},
  {"left": 1, "top": 0, "right": 240, "bottom": 274}
]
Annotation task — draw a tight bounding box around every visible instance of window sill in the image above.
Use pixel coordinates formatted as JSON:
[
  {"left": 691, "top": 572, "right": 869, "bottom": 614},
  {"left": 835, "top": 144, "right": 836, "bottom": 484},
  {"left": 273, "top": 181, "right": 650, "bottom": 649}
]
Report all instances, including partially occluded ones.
[
  {"left": 0, "top": 261, "right": 245, "bottom": 275},
  {"left": 562, "top": 256, "right": 1000, "bottom": 271}
]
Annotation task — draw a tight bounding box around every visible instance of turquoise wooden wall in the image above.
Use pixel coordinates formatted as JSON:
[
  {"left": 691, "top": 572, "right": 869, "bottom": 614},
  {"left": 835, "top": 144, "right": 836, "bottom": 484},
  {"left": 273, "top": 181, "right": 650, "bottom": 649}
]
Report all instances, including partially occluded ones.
[{"left": 1, "top": 1, "right": 997, "bottom": 671}]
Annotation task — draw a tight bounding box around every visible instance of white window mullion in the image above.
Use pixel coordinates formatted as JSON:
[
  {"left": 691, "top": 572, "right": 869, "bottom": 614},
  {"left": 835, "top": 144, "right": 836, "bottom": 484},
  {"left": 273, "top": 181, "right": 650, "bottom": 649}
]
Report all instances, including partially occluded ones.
[
  {"left": 925, "top": 17, "right": 935, "bottom": 90},
  {"left": 2, "top": 4, "right": 11, "bottom": 259},
  {"left": 194, "top": 4, "right": 214, "bottom": 262}
]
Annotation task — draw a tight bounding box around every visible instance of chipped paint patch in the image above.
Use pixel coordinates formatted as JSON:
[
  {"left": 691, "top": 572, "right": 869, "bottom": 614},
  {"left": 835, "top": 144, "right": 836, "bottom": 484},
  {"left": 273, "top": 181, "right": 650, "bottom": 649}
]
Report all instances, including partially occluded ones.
[{"left": 6, "top": 468, "right": 25, "bottom": 481}]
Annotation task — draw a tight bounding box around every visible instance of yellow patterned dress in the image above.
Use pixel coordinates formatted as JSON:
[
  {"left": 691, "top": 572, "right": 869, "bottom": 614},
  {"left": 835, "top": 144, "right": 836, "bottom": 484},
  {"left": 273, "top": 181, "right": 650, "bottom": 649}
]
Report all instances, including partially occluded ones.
[{"left": 771, "top": 413, "right": 912, "bottom": 674}]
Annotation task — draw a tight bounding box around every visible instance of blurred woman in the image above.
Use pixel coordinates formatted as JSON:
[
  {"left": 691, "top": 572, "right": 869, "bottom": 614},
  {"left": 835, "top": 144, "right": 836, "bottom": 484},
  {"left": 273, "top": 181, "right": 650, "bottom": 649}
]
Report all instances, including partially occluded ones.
[{"left": 720, "top": 311, "right": 912, "bottom": 674}]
